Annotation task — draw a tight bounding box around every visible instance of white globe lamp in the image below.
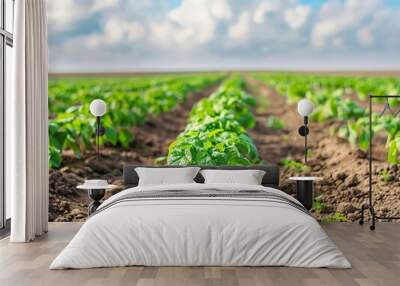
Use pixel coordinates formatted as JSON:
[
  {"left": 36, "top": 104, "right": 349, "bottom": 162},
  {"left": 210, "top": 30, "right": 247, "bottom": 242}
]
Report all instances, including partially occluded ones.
[
  {"left": 297, "top": 99, "right": 314, "bottom": 117},
  {"left": 90, "top": 99, "right": 107, "bottom": 117}
]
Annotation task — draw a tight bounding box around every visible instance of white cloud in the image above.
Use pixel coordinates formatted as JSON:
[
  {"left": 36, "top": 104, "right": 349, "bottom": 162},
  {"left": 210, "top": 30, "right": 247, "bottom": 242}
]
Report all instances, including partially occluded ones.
[
  {"left": 46, "top": 0, "right": 121, "bottom": 32},
  {"left": 210, "top": 0, "right": 232, "bottom": 20},
  {"left": 253, "top": 1, "right": 279, "bottom": 24},
  {"left": 91, "top": 0, "right": 120, "bottom": 13},
  {"left": 284, "top": 5, "right": 310, "bottom": 30},
  {"left": 86, "top": 18, "right": 145, "bottom": 49},
  {"left": 311, "top": 0, "right": 381, "bottom": 47},
  {"left": 149, "top": 0, "right": 232, "bottom": 49},
  {"left": 46, "top": 0, "right": 84, "bottom": 31},
  {"left": 228, "top": 11, "right": 251, "bottom": 41},
  {"left": 168, "top": 0, "right": 216, "bottom": 44}
]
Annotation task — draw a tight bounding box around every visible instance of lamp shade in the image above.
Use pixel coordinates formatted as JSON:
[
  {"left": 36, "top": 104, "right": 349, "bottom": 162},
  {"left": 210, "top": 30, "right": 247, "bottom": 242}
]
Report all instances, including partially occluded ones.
[
  {"left": 297, "top": 99, "right": 314, "bottom": 117},
  {"left": 90, "top": 99, "right": 107, "bottom": 117}
]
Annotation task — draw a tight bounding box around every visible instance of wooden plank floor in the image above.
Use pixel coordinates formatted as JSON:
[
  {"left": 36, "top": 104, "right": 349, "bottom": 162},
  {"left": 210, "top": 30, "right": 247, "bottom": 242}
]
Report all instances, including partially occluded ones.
[{"left": 0, "top": 222, "right": 399, "bottom": 286}]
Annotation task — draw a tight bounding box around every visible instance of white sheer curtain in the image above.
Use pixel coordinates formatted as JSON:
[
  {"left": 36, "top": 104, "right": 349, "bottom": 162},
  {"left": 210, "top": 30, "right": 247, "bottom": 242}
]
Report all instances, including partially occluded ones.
[{"left": 7, "top": 0, "right": 49, "bottom": 242}]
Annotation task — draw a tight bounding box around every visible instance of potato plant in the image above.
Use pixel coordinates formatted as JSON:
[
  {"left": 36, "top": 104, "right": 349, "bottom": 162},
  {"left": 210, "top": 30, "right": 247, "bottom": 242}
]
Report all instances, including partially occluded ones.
[{"left": 167, "top": 76, "right": 260, "bottom": 165}]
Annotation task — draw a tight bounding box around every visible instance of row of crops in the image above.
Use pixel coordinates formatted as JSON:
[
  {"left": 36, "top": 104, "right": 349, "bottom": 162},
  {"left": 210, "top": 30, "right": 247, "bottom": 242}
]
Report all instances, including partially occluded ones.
[
  {"left": 48, "top": 74, "right": 224, "bottom": 168},
  {"left": 166, "top": 75, "right": 261, "bottom": 165},
  {"left": 255, "top": 73, "right": 400, "bottom": 164}
]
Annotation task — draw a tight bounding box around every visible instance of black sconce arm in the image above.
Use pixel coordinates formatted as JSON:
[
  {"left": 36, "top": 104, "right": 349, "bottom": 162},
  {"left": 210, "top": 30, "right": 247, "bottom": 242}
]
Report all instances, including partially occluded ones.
[{"left": 298, "top": 116, "right": 309, "bottom": 165}]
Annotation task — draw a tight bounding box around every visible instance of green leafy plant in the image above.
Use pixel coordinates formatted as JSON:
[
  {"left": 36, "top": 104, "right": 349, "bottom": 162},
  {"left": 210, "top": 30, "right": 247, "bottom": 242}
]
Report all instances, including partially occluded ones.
[
  {"left": 321, "top": 212, "right": 348, "bottom": 223},
  {"left": 167, "top": 75, "right": 261, "bottom": 166},
  {"left": 313, "top": 197, "right": 329, "bottom": 214},
  {"left": 379, "top": 169, "right": 394, "bottom": 182},
  {"left": 266, "top": 116, "right": 285, "bottom": 130},
  {"left": 154, "top": 156, "right": 167, "bottom": 165},
  {"left": 256, "top": 95, "right": 270, "bottom": 113},
  {"left": 280, "top": 158, "right": 311, "bottom": 174}
]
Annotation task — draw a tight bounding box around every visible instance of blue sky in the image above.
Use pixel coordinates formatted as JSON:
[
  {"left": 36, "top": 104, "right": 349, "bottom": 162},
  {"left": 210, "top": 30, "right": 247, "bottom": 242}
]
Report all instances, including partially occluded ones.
[{"left": 47, "top": 0, "right": 400, "bottom": 72}]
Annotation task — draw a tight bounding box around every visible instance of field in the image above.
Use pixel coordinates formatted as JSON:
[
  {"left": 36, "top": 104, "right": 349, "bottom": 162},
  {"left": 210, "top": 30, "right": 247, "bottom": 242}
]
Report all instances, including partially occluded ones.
[{"left": 48, "top": 72, "right": 400, "bottom": 223}]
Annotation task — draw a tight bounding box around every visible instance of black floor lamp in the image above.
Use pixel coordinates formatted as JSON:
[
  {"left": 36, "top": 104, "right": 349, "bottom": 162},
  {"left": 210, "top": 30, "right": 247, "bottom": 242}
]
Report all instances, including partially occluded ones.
[
  {"left": 89, "top": 99, "right": 107, "bottom": 160},
  {"left": 297, "top": 99, "right": 315, "bottom": 165},
  {"left": 289, "top": 99, "right": 317, "bottom": 210},
  {"left": 359, "top": 95, "right": 400, "bottom": 230}
]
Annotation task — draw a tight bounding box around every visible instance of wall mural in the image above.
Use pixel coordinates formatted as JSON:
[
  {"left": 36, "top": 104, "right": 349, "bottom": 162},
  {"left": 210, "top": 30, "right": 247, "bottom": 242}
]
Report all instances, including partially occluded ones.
[{"left": 47, "top": 0, "right": 400, "bottom": 223}]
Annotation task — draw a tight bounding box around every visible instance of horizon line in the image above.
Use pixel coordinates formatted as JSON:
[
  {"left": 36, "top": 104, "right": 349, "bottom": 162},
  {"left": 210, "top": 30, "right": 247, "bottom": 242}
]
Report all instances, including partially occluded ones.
[{"left": 48, "top": 68, "right": 400, "bottom": 78}]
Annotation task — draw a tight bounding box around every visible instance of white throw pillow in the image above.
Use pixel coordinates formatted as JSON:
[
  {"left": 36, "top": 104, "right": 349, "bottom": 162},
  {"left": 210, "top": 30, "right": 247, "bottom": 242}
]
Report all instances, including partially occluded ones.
[
  {"left": 200, "top": 169, "right": 266, "bottom": 185},
  {"left": 135, "top": 167, "right": 200, "bottom": 186}
]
